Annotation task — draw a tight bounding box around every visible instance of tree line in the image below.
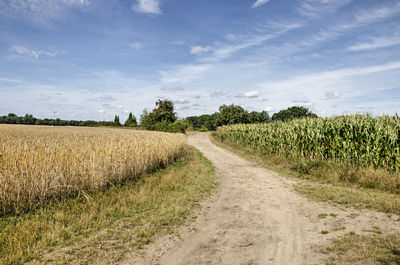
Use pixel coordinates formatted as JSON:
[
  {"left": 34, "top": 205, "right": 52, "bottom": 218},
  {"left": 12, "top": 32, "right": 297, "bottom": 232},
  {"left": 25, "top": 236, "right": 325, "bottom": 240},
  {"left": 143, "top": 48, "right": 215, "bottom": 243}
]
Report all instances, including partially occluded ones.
[
  {"left": 0, "top": 113, "right": 137, "bottom": 127},
  {"left": 0, "top": 100, "right": 317, "bottom": 133},
  {"left": 185, "top": 105, "right": 317, "bottom": 131}
]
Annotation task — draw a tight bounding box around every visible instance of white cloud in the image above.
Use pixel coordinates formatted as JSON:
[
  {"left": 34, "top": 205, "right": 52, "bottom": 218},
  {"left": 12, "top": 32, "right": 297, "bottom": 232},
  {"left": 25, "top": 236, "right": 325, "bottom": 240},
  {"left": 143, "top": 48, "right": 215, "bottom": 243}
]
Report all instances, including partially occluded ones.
[
  {"left": 129, "top": 42, "right": 142, "bottom": 50},
  {"left": 98, "top": 109, "right": 105, "bottom": 113},
  {"left": 98, "top": 95, "right": 116, "bottom": 101},
  {"left": 252, "top": 0, "right": 270, "bottom": 8},
  {"left": 190, "top": 46, "right": 211, "bottom": 55},
  {"left": 132, "top": 0, "right": 162, "bottom": 15},
  {"left": 11, "top": 45, "right": 62, "bottom": 58},
  {"left": 174, "top": 99, "right": 190, "bottom": 104},
  {"left": 264, "top": 106, "right": 274, "bottom": 112},
  {"left": 348, "top": 36, "right": 400, "bottom": 51},
  {"left": 236, "top": 90, "right": 260, "bottom": 98},
  {"left": 324, "top": 91, "right": 342, "bottom": 100}
]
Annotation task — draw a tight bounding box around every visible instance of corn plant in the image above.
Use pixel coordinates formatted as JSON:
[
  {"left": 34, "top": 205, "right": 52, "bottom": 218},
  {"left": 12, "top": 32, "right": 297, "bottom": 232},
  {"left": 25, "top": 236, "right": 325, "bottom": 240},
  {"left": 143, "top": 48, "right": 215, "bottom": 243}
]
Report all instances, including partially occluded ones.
[{"left": 215, "top": 114, "right": 400, "bottom": 170}]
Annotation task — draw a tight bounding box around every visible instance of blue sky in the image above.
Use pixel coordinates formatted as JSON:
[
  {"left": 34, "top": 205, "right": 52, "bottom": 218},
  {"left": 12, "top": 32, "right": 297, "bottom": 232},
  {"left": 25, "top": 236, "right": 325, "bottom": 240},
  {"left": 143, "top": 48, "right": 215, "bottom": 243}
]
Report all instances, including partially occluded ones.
[{"left": 1, "top": 0, "right": 400, "bottom": 121}]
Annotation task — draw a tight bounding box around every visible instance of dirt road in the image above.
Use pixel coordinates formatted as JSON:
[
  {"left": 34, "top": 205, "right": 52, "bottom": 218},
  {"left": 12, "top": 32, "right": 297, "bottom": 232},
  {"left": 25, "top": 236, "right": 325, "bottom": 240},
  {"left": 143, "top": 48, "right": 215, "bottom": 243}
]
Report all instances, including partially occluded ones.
[{"left": 124, "top": 132, "right": 399, "bottom": 265}]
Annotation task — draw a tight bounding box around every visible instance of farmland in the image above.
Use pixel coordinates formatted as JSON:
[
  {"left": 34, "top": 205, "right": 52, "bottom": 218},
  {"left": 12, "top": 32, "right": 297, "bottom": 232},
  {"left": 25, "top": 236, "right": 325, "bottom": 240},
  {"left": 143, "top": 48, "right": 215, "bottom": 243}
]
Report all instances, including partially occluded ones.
[
  {"left": 0, "top": 124, "right": 186, "bottom": 215},
  {"left": 214, "top": 115, "right": 400, "bottom": 193},
  {"left": 0, "top": 125, "right": 219, "bottom": 264},
  {"left": 215, "top": 115, "right": 400, "bottom": 170}
]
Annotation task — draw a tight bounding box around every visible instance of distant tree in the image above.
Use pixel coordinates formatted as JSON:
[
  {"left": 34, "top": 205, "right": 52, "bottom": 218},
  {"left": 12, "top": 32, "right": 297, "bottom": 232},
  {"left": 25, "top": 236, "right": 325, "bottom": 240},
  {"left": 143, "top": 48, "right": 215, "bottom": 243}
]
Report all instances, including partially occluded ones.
[
  {"left": 185, "top": 116, "right": 200, "bottom": 129},
  {"left": 23, "top": 114, "right": 36, "bottom": 125},
  {"left": 247, "top": 111, "right": 270, "bottom": 123},
  {"left": 218, "top": 104, "right": 248, "bottom": 126},
  {"left": 124, "top": 112, "right": 137, "bottom": 127},
  {"left": 0, "top": 113, "right": 109, "bottom": 127},
  {"left": 272, "top": 106, "right": 317, "bottom": 122},
  {"left": 114, "top": 115, "right": 121, "bottom": 126},
  {"left": 140, "top": 109, "right": 155, "bottom": 130},
  {"left": 153, "top": 99, "right": 177, "bottom": 123}
]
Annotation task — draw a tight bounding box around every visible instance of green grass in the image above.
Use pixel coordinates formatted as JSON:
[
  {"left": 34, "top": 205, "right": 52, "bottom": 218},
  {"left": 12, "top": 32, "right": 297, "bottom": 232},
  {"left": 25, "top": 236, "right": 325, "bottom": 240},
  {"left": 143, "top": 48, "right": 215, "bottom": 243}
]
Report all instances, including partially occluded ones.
[
  {"left": 324, "top": 233, "right": 400, "bottom": 265},
  {"left": 0, "top": 147, "right": 218, "bottom": 265},
  {"left": 318, "top": 213, "right": 328, "bottom": 219}
]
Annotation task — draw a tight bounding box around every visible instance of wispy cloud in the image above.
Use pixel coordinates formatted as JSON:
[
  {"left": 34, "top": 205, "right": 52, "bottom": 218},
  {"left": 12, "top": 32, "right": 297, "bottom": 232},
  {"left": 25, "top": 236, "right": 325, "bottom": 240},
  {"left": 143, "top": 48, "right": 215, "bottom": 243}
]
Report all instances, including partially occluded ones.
[
  {"left": 190, "top": 46, "right": 210, "bottom": 55},
  {"left": 236, "top": 90, "right": 260, "bottom": 98},
  {"left": 162, "top": 87, "right": 185, "bottom": 91},
  {"left": 202, "top": 22, "right": 301, "bottom": 63},
  {"left": 252, "top": 0, "right": 270, "bottom": 8},
  {"left": 348, "top": 35, "right": 400, "bottom": 51},
  {"left": 260, "top": 61, "right": 400, "bottom": 90},
  {"left": 324, "top": 91, "right": 342, "bottom": 100},
  {"left": 299, "top": 2, "right": 400, "bottom": 48},
  {"left": 129, "top": 42, "right": 142, "bottom": 50},
  {"left": 210, "top": 90, "right": 228, "bottom": 97},
  {"left": 298, "top": 0, "right": 352, "bottom": 17},
  {"left": 293, "top": 99, "right": 312, "bottom": 107},
  {"left": 11, "top": 45, "right": 62, "bottom": 58},
  {"left": 62, "top": 0, "right": 90, "bottom": 5},
  {"left": 257, "top": 62, "right": 400, "bottom": 111},
  {"left": 354, "top": 2, "right": 400, "bottom": 25},
  {"left": 132, "top": 0, "right": 162, "bottom": 15},
  {"left": 0, "top": 0, "right": 89, "bottom": 24}
]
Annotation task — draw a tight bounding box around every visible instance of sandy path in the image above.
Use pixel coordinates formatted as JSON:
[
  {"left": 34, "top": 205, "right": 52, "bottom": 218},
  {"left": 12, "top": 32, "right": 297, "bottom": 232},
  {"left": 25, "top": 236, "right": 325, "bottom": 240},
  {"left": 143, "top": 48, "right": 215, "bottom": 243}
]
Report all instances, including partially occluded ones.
[
  {"left": 159, "top": 132, "right": 311, "bottom": 265},
  {"left": 123, "top": 132, "right": 400, "bottom": 265}
]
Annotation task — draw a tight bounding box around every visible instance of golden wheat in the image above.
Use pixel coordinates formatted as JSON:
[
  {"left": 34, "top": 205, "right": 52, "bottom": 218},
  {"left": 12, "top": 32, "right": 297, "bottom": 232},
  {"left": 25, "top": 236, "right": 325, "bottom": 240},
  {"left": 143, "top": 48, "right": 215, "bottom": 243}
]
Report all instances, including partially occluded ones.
[{"left": 0, "top": 124, "right": 186, "bottom": 215}]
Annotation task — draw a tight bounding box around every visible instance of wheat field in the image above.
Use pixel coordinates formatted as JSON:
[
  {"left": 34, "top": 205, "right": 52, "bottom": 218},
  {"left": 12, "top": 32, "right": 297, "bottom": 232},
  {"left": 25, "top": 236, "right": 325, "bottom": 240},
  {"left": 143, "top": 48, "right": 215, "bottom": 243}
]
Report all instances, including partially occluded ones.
[{"left": 0, "top": 125, "right": 186, "bottom": 215}]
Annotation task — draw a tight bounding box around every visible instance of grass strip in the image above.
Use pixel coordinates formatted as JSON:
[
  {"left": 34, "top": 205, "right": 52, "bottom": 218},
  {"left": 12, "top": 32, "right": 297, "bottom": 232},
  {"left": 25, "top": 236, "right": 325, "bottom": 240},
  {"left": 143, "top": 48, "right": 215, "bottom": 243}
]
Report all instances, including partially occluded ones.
[
  {"left": 323, "top": 233, "right": 400, "bottom": 265},
  {"left": 211, "top": 135, "right": 400, "bottom": 215}
]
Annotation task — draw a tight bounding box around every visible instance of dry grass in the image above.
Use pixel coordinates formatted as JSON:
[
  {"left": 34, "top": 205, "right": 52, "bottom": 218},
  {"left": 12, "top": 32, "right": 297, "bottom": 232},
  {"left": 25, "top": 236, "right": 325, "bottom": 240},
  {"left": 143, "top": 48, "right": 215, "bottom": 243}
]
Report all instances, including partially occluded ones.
[
  {"left": 0, "top": 124, "right": 186, "bottom": 215},
  {"left": 294, "top": 183, "right": 400, "bottom": 215},
  {"left": 0, "top": 147, "right": 218, "bottom": 264}
]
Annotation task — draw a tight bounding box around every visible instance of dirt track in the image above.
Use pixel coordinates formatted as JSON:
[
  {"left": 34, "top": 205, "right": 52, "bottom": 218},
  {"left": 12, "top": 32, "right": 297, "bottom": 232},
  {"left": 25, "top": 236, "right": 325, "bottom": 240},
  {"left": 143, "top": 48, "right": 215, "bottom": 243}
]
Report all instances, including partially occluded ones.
[{"left": 124, "top": 132, "right": 399, "bottom": 265}]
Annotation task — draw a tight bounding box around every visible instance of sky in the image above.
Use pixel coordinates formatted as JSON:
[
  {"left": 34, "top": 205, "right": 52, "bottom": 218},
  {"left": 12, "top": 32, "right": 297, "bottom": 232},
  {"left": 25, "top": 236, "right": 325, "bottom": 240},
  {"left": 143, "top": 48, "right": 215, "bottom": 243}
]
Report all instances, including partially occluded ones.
[{"left": 0, "top": 0, "right": 400, "bottom": 121}]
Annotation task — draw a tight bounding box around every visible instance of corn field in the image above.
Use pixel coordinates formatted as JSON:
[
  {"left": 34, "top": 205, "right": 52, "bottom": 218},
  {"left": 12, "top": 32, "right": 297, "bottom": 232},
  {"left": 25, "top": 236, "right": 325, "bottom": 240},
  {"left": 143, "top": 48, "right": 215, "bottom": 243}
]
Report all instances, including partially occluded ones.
[
  {"left": 215, "top": 115, "right": 400, "bottom": 170},
  {"left": 0, "top": 125, "right": 186, "bottom": 215}
]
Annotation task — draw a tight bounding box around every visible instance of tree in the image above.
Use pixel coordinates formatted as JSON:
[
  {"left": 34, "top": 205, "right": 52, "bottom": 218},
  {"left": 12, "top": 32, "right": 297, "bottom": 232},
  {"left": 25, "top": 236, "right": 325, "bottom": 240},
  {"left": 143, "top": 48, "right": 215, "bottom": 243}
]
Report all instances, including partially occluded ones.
[
  {"left": 124, "top": 112, "right": 137, "bottom": 127},
  {"left": 153, "top": 99, "right": 177, "bottom": 123},
  {"left": 140, "top": 100, "right": 180, "bottom": 131},
  {"left": 218, "top": 104, "right": 248, "bottom": 126},
  {"left": 247, "top": 111, "right": 270, "bottom": 123},
  {"left": 272, "top": 106, "right": 317, "bottom": 122},
  {"left": 114, "top": 115, "right": 121, "bottom": 126}
]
